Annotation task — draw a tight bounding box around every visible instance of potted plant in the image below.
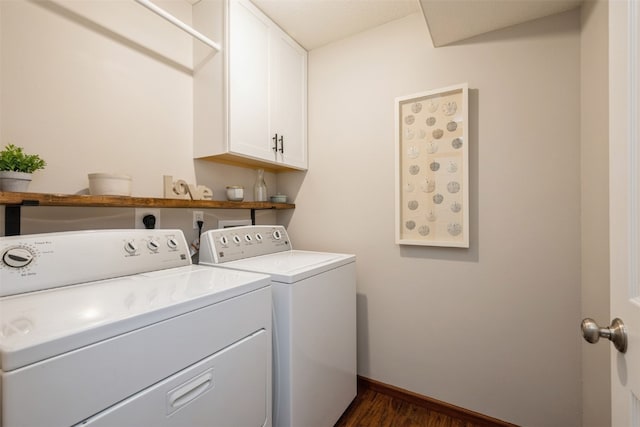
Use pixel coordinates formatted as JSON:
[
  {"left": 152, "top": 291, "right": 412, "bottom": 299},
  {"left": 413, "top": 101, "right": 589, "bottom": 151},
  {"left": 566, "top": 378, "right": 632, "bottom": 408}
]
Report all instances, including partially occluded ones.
[{"left": 0, "top": 144, "right": 46, "bottom": 192}]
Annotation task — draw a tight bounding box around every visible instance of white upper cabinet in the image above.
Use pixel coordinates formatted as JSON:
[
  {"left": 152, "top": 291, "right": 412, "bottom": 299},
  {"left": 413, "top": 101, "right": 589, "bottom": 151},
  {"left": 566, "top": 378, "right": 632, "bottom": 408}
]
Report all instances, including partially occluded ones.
[
  {"left": 269, "top": 29, "right": 307, "bottom": 169},
  {"left": 194, "top": 0, "right": 308, "bottom": 171}
]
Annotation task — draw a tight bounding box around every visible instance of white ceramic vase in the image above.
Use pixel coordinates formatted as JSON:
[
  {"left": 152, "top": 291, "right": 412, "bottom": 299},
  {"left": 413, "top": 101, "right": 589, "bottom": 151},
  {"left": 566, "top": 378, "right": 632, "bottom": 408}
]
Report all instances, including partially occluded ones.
[{"left": 0, "top": 171, "right": 33, "bottom": 192}]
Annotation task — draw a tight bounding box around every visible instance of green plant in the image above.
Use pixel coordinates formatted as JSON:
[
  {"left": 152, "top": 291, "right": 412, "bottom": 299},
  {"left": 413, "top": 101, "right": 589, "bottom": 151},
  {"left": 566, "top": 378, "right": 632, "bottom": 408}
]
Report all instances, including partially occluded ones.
[{"left": 0, "top": 144, "right": 46, "bottom": 173}]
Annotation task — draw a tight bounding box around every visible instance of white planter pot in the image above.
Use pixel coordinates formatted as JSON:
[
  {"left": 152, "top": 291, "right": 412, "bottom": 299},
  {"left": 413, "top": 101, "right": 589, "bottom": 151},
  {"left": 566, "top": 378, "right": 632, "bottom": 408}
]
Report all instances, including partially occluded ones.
[
  {"left": 88, "top": 173, "right": 132, "bottom": 196},
  {"left": 0, "top": 171, "right": 33, "bottom": 192}
]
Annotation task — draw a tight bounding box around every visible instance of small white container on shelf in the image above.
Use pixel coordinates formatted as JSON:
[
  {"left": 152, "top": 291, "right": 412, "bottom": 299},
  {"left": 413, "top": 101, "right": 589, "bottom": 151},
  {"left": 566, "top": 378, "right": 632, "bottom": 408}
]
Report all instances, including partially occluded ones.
[
  {"left": 226, "top": 186, "right": 244, "bottom": 201},
  {"left": 270, "top": 194, "right": 287, "bottom": 203},
  {"left": 88, "top": 173, "right": 132, "bottom": 196}
]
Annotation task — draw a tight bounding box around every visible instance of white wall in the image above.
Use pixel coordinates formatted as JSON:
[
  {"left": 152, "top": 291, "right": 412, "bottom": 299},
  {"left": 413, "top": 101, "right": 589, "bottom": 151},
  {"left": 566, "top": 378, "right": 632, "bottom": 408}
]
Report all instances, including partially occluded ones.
[
  {"left": 580, "top": 1, "right": 611, "bottom": 426},
  {"left": 279, "top": 10, "right": 582, "bottom": 426},
  {"left": 1, "top": 0, "right": 194, "bottom": 195},
  {"left": 0, "top": 0, "right": 277, "bottom": 236}
]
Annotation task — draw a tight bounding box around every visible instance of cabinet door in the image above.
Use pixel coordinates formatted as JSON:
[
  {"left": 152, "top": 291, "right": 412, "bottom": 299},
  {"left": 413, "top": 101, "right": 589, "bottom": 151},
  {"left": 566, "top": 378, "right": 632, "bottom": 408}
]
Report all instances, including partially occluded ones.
[
  {"left": 270, "top": 30, "right": 307, "bottom": 170},
  {"left": 228, "top": 0, "right": 274, "bottom": 162}
]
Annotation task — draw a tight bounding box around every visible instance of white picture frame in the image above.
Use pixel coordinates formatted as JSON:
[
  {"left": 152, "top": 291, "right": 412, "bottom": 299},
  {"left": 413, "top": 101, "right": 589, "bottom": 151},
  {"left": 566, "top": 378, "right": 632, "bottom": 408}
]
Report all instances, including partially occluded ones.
[{"left": 395, "top": 83, "right": 469, "bottom": 247}]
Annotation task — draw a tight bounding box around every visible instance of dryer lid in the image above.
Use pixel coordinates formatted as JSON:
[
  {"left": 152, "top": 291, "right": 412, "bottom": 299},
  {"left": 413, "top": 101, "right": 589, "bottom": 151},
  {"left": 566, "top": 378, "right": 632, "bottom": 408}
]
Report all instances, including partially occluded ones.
[{"left": 0, "top": 265, "right": 269, "bottom": 371}]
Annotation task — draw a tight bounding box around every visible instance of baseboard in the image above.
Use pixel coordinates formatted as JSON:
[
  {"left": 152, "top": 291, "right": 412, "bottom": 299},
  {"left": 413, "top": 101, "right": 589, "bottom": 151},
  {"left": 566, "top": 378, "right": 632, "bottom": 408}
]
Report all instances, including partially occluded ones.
[{"left": 357, "top": 376, "right": 518, "bottom": 427}]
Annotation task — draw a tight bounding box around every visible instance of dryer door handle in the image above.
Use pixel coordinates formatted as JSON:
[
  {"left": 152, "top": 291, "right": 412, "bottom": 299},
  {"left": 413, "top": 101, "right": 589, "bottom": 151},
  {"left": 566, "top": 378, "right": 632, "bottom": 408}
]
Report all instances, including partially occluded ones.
[{"left": 167, "top": 369, "right": 214, "bottom": 413}]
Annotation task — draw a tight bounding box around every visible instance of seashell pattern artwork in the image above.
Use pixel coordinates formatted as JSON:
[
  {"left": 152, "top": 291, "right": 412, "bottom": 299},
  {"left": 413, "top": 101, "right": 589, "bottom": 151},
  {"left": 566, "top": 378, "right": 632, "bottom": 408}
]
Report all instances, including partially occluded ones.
[
  {"left": 399, "top": 87, "right": 466, "bottom": 244},
  {"left": 447, "top": 223, "right": 462, "bottom": 236},
  {"left": 421, "top": 178, "right": 436, "bottom": 193},
  {"left": 442, "top": 101, "right": 457, "bottom": 116},
  {"left": 447, "top": 181, "right": 460, "bottom": 194},
  {"left": 426, "top": 142, "right": 438, "bottom": 154},
  {"left": 405, "top": 128, "right": 415, "bottom": 140}
]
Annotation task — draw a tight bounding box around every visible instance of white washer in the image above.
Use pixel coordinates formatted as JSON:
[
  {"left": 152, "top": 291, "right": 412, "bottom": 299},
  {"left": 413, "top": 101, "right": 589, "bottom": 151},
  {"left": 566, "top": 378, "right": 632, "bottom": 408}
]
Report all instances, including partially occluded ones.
[
  {"left": 199, "top": 225, "right": 356, "bottom": 427},
  {"left": 0, "top": 229, "right": 272, "bottom": 427}
]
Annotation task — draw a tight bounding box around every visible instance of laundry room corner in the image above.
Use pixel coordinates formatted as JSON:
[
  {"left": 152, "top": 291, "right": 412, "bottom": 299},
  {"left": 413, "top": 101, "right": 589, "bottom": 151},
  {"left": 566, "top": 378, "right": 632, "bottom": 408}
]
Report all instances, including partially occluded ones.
[{"left": 282, "top": 10, "right": 582, "bottom": 427}]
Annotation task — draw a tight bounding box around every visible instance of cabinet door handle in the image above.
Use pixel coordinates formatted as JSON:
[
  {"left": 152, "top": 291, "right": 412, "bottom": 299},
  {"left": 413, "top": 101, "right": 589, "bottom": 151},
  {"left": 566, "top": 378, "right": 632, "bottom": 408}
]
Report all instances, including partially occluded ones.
[
  {"left": 272, "top": 134, "right": 278, "bottom": 152},
  {"left": 278, "top": 135, "right": 284, "bottom": 153}
]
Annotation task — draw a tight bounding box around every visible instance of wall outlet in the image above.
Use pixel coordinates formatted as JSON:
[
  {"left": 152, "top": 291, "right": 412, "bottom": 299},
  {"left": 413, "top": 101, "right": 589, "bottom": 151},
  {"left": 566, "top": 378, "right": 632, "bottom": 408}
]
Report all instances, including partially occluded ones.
[
  {"left": 135, "top": 208, "right": 161, "bottom": 229},
  {"left": 193, "top": 211, "right": 204, "bottom": 229}
]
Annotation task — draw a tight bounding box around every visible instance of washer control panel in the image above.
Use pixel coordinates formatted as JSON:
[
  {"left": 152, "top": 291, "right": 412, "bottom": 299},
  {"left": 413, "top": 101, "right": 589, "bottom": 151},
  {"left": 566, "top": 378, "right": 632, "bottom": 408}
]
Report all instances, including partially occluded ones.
[
  {"left": 200, "top": 225, "right": 291, "bottom": 264},
  {"left": 0, "top": 229, "right": 190, "bottom": 297}
]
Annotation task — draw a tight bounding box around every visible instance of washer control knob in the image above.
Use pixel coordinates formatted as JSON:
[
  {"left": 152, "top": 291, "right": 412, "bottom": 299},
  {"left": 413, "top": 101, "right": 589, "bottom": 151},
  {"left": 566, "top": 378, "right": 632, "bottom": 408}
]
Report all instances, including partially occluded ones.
[
  {"left": 219, "top": 236, "right": 229, "bottom": 246},
  {"left": 2, "top": 247, "right": 34, "bottom": 268},
  {"left": 167, "top": 238, "right": 179, "bottom": 250},
  {"left": 244, "top": 234, "right": 252, "bottom": 242},
  {"left": 124, "top": 240, "right": 138, "bottom": 254},
  {"left": 232, "top": 235, "right": 242, "bottom": 245},
  {"left": 273, "top": 230, "right": 282, "bottom": 240},
  {"left": 147, "top": 240, "right": 160, "bottom": 252},
  {"left": 255, "top": 233, "right": 263, "bottom": 242}
]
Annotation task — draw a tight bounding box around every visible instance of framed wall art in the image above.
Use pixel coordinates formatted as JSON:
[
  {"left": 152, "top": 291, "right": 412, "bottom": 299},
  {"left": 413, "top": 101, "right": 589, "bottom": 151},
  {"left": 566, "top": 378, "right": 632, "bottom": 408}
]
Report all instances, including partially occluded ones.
[{"left": 395, "top": 83, "right": 469, "bottom": 247}]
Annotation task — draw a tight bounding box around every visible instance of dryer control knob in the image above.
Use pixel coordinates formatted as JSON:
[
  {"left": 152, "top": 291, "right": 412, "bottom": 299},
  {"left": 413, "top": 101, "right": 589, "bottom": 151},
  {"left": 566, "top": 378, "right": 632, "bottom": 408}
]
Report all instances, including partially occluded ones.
[
  {"left": 273, "top": 230, "right": 282, "bottom": 240},
  {"left": 167, "top": 238, "right": 179, "bottom": 250},
  {"left": 219, "top": 236, "right": 229, "bottom": 246},
  {"left": 124, "top": 240, "right": 138, "bottom": 254},
  {"left": 147, "top": 240, "right": 160, "bottom": 252},
  {"left": 2, "top": 247, "right": 34, "bottom": 268}
]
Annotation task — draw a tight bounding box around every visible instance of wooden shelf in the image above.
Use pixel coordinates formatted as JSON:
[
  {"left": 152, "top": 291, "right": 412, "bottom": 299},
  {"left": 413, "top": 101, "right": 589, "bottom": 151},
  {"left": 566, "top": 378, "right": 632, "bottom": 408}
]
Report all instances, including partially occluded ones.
[
  {"left": 0, "top": 191, "right": 295, "bottom": 236},
  {"left": 0, "top": 191, "right": 295, "bottom": 210}
]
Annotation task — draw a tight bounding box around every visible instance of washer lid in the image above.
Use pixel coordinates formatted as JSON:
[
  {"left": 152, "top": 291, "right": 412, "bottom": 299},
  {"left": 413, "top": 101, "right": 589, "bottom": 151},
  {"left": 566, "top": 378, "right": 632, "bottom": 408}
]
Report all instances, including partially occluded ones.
[
  {"left": 0, "top": 265, "right": 270, "bottom": 371},
  {"left": 218, "top": 250, "right": 355, "bottom": 283}
]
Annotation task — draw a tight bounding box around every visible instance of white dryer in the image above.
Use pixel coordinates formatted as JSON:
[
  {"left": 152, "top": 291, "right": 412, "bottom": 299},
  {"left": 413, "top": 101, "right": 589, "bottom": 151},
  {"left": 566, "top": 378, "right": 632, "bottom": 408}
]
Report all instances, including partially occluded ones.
[
  {"left": 0, "top": 229, "right": 272, "bottom": 427},
  {"left": 199, "top": 225, "right": 356, "bottom": 427}
]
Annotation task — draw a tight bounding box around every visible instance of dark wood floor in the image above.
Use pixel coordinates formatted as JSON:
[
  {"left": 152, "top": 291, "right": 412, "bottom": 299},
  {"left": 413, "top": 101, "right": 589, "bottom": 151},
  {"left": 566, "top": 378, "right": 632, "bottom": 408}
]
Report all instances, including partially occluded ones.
[
  {"left": 334, "top": 386, "right": 479, "bottom": 427},
  {"left": 334, "top": 377, "right": 515, "bottom": 427}
]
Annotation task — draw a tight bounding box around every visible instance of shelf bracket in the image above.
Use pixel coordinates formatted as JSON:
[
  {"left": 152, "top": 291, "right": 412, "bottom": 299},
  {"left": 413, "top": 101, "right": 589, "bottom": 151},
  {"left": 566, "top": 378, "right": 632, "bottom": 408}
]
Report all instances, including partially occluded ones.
[
  {"left": 4, "top": 200, "right": 39, "bottom": 236},
  {"left": 5, "top": 205, "right": 21, "bottom": 236},
  {"left": 251, "top": 209, "right": 256, "bottom": 225}
]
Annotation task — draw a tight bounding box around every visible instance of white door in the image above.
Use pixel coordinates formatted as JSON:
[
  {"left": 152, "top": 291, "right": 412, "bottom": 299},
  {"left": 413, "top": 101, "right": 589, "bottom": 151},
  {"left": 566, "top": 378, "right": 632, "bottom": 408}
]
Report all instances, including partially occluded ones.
[
  {"left": 269, "top": 30, "right": 308, "bottom": 170},
  {"left": 228, "top": 0, "right": 272, "bottom": 162},
  {"left": 609, "top": 0, "right": 640, "bottom": 424}
]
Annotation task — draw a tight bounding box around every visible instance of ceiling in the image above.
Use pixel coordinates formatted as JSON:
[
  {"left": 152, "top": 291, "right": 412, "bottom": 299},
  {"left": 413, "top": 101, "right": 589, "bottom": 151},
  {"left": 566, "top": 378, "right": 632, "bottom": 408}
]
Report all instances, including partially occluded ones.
[
  {"left": 420, "top": 0, "right": 583, "bottom": 47},
  {"left": 250, "top": 0, "right": 583, "bottom": 51},
  {"left": 251, "top": 0, "right": 419, "bottom": 50}
]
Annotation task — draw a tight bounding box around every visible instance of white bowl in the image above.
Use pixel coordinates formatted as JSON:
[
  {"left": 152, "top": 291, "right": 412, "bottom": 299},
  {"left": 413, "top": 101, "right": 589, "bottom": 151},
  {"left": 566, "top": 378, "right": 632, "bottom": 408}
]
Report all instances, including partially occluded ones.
[
  {"left": 270, "top": 194, "right": 287, "bottom": 203},
  {"left": 226, "top": 186, "right": 244, "bottom": 201},
  {"left": 88, "top": 173, "right": 132, "bottom": 196}
]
